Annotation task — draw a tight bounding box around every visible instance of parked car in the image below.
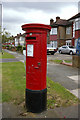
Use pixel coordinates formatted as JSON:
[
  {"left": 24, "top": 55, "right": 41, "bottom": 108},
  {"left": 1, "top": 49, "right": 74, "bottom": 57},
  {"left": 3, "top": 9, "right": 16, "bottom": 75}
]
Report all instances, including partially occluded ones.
[
  {"left": 47, "top": 44, "right": 57, "bottom": 55},
  {"left": 58, "top": 45, "right": 76, "bottom": 55}
]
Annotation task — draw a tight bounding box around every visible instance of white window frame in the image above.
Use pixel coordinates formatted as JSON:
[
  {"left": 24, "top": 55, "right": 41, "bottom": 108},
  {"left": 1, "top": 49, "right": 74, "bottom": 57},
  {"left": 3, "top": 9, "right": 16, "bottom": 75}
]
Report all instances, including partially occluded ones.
[
  {"left": 75, "top": 20, "right": 80, "bottom": 30},
  {"left": 15, "top": 38, "right": 18, "bottom": 42},
  {"left": 66, "top": 40, "right": 71, "bottom": 46},
  {"left": 66, "top": 27, "right": 71, "bottom": 34},
  {"left": 50, "top": 28, "right": 57, "bottom": 35},
  {"left": 75, "top": 39, "right": 78, "bottom": 47},
  {"left": 50, "top": 41, "right": 57, "bottom": 48}
]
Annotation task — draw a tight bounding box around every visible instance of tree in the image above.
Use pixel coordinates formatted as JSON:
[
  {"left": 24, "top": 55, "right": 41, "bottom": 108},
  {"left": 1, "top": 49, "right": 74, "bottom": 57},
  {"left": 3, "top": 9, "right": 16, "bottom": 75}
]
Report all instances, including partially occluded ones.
[
  {"left": 0, "top": 27, "right": 13, "bottom": 44},
  {"left": 2, "top": 28, "right": 10, "bottom": 43}
]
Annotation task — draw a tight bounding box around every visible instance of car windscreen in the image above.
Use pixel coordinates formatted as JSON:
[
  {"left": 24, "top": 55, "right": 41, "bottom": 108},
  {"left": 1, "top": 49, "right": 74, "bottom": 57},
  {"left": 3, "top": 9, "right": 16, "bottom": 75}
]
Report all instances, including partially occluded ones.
[
  {"left": 69, "top": 46, "right": 75, "bottom": 48},
  {"left": 47, "top": 44, "right": 52, "bottom": 47},
  {"left": 62, "top": 46, "right": 67, "bottom": 48}
]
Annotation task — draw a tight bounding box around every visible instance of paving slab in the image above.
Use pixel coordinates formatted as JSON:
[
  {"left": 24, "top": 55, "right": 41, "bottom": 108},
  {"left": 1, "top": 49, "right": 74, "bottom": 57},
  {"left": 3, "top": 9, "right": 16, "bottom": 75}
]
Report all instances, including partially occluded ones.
[
  {"left": 2, "top": 102, "right": 80, "bottom": 119},
  {"left": 0, "top": 58, "right": 19, "bottom": 63},
  {"left": 2, "top": 103, "right": 59, "bottom": 118},
  {"left": 70, "top": 89, "right": 80, "bottom": 99}
]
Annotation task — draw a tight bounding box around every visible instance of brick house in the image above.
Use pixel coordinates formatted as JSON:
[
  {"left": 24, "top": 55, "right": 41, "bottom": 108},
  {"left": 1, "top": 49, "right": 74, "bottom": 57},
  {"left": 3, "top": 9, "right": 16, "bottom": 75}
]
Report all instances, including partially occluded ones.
[
  {"left": 50, "top": 17, "right": 73, "bottom": 47},
  {"left": 49, "top": 18, "right": 58, "bottom": 48},
  {"left": 68, "top": 12, "right": 80, "bottom": 47}
]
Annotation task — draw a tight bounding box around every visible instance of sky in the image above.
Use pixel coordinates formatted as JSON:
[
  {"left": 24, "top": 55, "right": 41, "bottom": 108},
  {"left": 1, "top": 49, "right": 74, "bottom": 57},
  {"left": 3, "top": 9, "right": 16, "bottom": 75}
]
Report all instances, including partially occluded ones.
[{"left": 1, "top": 1, "right": 79, "bottom": 36}]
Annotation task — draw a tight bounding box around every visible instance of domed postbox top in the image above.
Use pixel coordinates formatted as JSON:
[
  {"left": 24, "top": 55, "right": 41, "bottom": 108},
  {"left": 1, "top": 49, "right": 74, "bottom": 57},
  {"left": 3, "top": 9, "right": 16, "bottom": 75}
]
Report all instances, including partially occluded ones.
[{"left": 21, "top": 23, "right": 51, "bottom": 31}]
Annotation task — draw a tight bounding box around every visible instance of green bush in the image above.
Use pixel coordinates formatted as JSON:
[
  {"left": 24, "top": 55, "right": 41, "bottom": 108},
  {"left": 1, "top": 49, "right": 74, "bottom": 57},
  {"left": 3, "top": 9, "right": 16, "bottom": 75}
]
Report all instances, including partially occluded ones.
[
  {"left": 22, "top": 46, "right": 26, "bottom": 50},
  {"left": 6, "top": 45, "right": 9, "bottom": 47},
  {"left": 10, "top": 46, "right": 15, "bottom": 51},
  {"left": 16, "top": 45, "right": 22, "bottom": 51},
  {"left": 3, "top": 45, "right": 10, "bottom": 49},
  {"left": 2, "top": 45, "right": 6, "bottom": 47}
]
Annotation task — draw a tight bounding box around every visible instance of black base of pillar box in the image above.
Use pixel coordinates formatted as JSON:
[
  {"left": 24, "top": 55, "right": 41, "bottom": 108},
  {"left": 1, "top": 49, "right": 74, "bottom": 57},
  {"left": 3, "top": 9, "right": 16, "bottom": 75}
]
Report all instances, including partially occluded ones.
[{"left": 25, "top": 88, "right": 47, "bottom": 113}]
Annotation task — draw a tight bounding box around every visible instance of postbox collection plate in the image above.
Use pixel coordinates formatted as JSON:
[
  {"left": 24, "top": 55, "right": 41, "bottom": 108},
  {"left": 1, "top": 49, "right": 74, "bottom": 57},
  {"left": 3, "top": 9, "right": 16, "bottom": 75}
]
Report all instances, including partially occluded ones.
[{"left": 27, "top": 44, "right": 34, "bottom": 57}]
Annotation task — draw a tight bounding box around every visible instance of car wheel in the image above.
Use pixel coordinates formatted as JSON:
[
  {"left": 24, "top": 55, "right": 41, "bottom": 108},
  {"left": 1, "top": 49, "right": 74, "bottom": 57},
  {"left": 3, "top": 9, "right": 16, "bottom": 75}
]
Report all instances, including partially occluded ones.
[
  {"left": 59, "top": 50, "right": 62, "bottom": 54},
  {"left": 51, "top": 52, "right": 54, "bottom": 55},
  {"left": 69, "top": 51, "right": 73, "bottom": 55}
]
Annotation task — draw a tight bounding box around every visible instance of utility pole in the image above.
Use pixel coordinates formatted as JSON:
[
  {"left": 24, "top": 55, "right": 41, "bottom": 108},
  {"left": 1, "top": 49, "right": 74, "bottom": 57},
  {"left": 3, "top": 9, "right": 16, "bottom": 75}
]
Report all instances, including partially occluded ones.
[
  {"left": 78, "top": 1, "right": 80, "bottom": 13},
  {"left": 0, "top": 2, "right": 2, "bottom": 52}
]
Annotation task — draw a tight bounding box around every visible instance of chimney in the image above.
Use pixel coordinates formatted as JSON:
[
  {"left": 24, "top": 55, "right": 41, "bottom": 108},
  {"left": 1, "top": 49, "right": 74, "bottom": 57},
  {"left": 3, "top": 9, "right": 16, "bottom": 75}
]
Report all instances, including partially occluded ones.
[
  {"left": 56, "top": 16, "right": 60, "bottom": 22},
  {"left": 50, "top": 19, "right": 54, "bottom": 25},
  {"left": 17, "top": 34, "right": 19, "bottom": 38}
]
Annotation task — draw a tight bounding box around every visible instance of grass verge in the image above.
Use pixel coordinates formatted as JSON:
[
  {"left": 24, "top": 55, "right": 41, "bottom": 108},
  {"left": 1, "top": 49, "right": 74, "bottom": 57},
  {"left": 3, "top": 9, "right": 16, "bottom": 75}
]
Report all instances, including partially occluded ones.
[
  {"left": 64, "top": 60, "right": 72, "bottom": 63},
  {"left": 49, "top": 59, "right": 72, "bottom": 64},
  {"left": 2, "top": 61, "right": 79, "bottom": 109},
  {"left": 2, "top": 62, "right": 26, "bottom": 104},
  {"left": 0, "top": 52, "right": 2, "bottom": 59},
  {"left": 0, "top": 63, "right": 2, "bottom": 102},
  {"left": 1, "top": 50, "right": 15, "bottom": 59},
  {"left": 49, "top": 59, "right": 63, "bottom": 64},
  {"left": 47, "top": 77, "right": 79, "bottom": 109}
]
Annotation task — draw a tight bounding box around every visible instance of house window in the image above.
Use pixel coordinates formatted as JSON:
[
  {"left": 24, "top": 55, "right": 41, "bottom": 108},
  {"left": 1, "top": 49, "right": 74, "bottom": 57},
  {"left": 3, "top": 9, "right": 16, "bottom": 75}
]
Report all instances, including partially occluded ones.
[
  {"left": 75, "top": 39, "right": 78, "bottom": 47},
  {"left": 50, "top": 28, "right": 57, "bottom": 35},
  {"left": 50, "top": 41, "right": 57, "bottom": 48},
  {"left": 66, "top": 27, "right": 71, "bottom": 34},
  {"left": 15, "top": 38, "right": 18, "bottom": 42},
  {"left": 66, "top": 40, "right": 71, "bottom": 46},
  {"left": 20, "top": 37, "right": 25, "bottom": 41},
  {"left": 75, "top": 20, "right": 80, "bottom": 30},
  {"left": 73, "top": 23, "right": 75, "bottom": 37}
]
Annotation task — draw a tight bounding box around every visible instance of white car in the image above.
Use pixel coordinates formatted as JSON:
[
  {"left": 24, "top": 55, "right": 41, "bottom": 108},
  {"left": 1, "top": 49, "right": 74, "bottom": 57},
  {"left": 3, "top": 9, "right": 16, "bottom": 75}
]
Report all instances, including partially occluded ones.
[
  {"left": 58, "top": 45, "right": 76, "bottom": 55},
  {"left": 47, "top": 44, "right": 57, "bottom": 55}
]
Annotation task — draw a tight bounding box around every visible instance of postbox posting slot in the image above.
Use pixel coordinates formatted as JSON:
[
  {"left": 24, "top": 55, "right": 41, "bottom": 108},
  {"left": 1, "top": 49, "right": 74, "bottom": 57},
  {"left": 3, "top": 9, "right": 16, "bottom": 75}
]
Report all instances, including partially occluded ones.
[
  {"left": 26, "top": 37, "right": 36, "bottom": 40},
  {"left": 34, "top": 67, "right": 39, "bottom": 69}
]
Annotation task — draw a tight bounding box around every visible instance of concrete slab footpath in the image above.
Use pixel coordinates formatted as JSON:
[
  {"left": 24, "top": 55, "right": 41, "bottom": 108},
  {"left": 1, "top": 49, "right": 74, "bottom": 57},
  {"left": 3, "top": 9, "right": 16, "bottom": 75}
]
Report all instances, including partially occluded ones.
[
  {"left": 0, "top": 58, "right": 19, "bottom": 63},
  {"left": 2, "top": 102, "right": 79, "bottom": 119}
]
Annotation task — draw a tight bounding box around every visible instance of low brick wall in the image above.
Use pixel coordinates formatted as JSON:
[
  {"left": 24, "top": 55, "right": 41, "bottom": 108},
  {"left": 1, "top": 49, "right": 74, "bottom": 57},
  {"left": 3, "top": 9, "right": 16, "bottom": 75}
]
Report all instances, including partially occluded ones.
[
  {"left": 11, "top": 48, "right": 16, "bottom": 51},
  {"left": 72, "top": 55, "right": 80, "bottom": 68}
]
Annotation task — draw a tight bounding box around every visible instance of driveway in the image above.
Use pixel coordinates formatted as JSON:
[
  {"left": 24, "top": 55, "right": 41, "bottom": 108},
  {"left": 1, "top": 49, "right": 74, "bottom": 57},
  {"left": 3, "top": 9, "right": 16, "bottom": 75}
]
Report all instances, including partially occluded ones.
[{"left": 47, "top": 52, "right": 72, "bottom": 61}]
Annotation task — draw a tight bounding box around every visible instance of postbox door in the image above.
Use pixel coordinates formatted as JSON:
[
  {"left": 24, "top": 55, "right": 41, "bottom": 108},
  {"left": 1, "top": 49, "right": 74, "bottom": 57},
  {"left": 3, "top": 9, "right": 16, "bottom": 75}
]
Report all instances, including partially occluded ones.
[{"left": 26, "top": 35, "right": 42, "bottom": 90}]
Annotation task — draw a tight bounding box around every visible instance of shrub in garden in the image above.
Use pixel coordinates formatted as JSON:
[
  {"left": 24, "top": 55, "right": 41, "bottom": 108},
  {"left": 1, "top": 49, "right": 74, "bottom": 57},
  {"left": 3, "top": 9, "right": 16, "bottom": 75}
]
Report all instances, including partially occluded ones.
[
  {"left": 6, "top": 45, "right": 9, "bottom": 50},
  {"left": 16, "top": 45, "right": 22, "bottom": 51},
  {"left": 2, "top": 45, "right": 6, "bottom": 49}
]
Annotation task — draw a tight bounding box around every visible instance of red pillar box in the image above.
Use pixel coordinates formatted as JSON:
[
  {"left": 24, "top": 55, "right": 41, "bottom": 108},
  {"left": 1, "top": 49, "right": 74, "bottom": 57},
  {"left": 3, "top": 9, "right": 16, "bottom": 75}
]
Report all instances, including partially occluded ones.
[{"left": 22, "top": 23, "right": 51, "bottom": 113}]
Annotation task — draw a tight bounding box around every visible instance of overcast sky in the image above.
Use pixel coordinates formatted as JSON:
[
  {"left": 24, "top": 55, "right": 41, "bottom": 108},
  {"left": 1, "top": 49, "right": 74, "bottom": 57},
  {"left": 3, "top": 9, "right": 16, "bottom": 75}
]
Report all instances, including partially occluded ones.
[{"left": 1, "top": 1, "right": 79, "bottom": 36}]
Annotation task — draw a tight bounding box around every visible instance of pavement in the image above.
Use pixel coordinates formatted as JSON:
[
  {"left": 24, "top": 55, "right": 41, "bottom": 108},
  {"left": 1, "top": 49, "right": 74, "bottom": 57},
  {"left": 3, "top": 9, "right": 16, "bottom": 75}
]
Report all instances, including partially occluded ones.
[
  {"left": 0, "top": 49, "right": 80, "bottom": 119},
  {"left": 0, "top": 58, "right": 19, "bottom": 63},
  {"left": 2, "top": 103, "right": 80, "bottom": 119}
]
